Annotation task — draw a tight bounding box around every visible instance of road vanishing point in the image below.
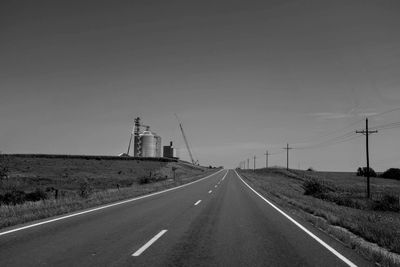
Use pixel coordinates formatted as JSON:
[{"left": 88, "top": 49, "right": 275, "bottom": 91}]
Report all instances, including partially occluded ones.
[{"left": 0, "top": 169, "right": 372, "bottom": 266}]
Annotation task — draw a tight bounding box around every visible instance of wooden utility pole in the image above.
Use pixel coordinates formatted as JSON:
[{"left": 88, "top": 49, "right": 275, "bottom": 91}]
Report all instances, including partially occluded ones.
[
  {"left": 247, "top": 158, "right": 250, "bottom": 169},
  {"left": 283, "top": 144, "right": 293, "bottom": 170},
  {"left": 253, "top": 156, "right": 256, "bottom": 171},
  {"left": 264, "top": 150, "right": 269, "bottom": 168},
  {"left": 356, "top": 118, "right": 378, "bottom": 199}
]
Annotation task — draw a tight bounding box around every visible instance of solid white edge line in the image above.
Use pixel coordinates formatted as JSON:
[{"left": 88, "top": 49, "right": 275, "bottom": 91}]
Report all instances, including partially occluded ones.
[
  {"left": 0, "top": 169, "right": 226, "bottom": 237},
  {"left": 194, "top": 200, "right": 202, "bottom": 206},
  {"left": 132, "top": 229, "right": 168, "bottom": 256},
  {"left": 233, "top": 169, "right": 357, "bottom": 267}
]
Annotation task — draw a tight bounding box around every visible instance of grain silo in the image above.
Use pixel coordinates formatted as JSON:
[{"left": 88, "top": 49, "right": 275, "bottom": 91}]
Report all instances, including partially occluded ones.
[{"left": 140, "top": 131, "right": 156, "bottom": 157}]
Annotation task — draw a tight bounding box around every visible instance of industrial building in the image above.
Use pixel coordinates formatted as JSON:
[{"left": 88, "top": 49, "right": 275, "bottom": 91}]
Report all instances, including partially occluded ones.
[
  {"left": 125, "top": 116, "right": 188, "bottom": 162},
  {"left": 126, "top": 117, "right": 162, "bottom": 158},
  {"left": 163, "top": 141, "right": 177, "bottom": 159}
]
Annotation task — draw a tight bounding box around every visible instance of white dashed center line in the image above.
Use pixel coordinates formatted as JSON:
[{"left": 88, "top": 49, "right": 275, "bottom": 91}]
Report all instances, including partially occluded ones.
[
  {"left": 132, "top": 230, "right": 167, "bottom": 257},
  {"left": 208, "top": 190, "right": 212, "bottom": 194},
  {"left": 194, "top": 200, "right": 202, "bottom": 206},
  {"left": 215, "top": 185, "right": 218, "bottom": 188}
]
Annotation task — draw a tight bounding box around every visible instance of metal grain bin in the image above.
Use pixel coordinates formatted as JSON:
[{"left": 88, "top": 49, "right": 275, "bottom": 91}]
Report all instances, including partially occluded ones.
[{"left": 140, "top": 131, "right": 156, "bottom": 157}]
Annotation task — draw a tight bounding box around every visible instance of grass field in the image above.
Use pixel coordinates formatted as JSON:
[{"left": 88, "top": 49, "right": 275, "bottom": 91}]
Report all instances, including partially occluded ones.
[
  {"left": 238, "top": 168, "right": 400, "bottom": 267},
  {"left": 1, "top": 155, "right": 184, "bottom": 193},
  {"left": 0, "top": 154, "right": 219, "bottom": 229}
]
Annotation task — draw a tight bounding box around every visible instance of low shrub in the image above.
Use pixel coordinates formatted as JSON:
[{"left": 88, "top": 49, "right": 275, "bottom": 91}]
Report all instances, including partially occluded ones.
[
  {"left": 1, "top": 190, "right": 26, "bottom": 205},
  {"left": 25, "top": 188, "right": 48, "bottom": 202},
  {"left": 302, "top": 179, "right": 330, "bottom": 197},
  {"left": 0, "top": 155, "right": 9, "bottom": 180},
  {"left": 138, "top": 176, "right": 151, "bottom": 184},
  {"left": 373, "top": 194, "right": 400, "bottom": 212},
  {"left": 79, "top": 181, "right": 93, "bottom": 198}
]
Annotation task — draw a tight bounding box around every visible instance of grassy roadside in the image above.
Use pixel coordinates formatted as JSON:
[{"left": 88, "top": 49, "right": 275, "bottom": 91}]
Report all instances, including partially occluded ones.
[
  {"left": 237, "top": 168, "right": 400, "bottom": 267},
  {"left": 0, "top": 154, "right": 221, "bottom": 230},
  {"left": 0, "top": 167, "right": 220, "bottom": 230}
]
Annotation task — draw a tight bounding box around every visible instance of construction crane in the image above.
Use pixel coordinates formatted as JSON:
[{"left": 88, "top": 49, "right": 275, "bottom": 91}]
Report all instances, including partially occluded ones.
[{"left": 174, "top": 114, "right": 198, "bottom": 165}]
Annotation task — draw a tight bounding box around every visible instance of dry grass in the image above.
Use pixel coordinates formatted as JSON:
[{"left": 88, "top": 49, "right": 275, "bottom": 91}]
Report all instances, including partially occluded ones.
[
  {"left": 0, "top": 170, "right": 217, "bottom": 229},
  {"left": 0, "top": 154, "right": 218, "bottom": 230},
  {"left": 238, "top": 168, "right": 400, "bottom": 267}
]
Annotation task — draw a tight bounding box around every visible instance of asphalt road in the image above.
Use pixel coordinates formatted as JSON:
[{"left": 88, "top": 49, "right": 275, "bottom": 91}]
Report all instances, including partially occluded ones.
[{"left": 0, "top": 169, "right": 373, "bottom": 266}]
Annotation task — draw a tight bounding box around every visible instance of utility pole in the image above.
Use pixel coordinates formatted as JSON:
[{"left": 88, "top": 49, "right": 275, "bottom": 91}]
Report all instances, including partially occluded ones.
[
  {"left": 283, "top": 144, "right": 293, "bottom": 170},
  {"left": 247, "top": 158, "right": 250, "bottom": 170},
  {"left": 356, "top": 118, "right": 378, "bottom": 199},
  {"left": 264, "top": 150, "right": 269, "bottom": 168},
  {"left": 253, "top": 155, "right": 256, "bottom": 171}
]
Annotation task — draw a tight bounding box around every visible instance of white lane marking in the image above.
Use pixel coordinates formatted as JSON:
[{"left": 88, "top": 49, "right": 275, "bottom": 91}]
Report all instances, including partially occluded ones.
[
  {"left": 220, "top": 170, "right": 229, "bottom": 181},
  {"left": 0, "top": 169, "right": 226, "bottom": 237},
  {"left": 132, "top": 230, "right": 167, "bottom": 257},
  {"left": 208, "top": 190, "right": 212, "bottom": 194},
  {"left": 194, "top": 200, "right": 202, "bottom": 206},
  {"left": 233, "top": 170, "right": 357, "bottom": 267},
  {"left": 215, "top": 185, "right": 218, "bottom": 188}
]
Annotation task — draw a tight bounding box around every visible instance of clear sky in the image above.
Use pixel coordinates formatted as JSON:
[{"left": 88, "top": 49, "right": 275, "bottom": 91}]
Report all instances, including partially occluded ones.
[{"left": 1, "top": 0, "right": 400, "bottom": 171}]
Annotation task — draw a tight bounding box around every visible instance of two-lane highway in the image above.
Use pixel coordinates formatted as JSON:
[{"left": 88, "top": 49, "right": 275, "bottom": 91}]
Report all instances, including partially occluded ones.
[{"left": 0, "top": 169, "right": 372, "bottom": 266}]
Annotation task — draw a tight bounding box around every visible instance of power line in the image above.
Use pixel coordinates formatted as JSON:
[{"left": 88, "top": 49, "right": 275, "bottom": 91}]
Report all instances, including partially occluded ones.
[
  {"left": 294, "top": 130, "right": 359, "bottom": 150},
  {"left": 292, "top": 106, "right": 400, "bottom": 145},
  {"left": 370, "top": 121, "right": 400, "bottom": 131},
  {"left": 292, "top": 119, "right": 364, "bottom": 144},
  {"left": 370, "top": 106, "right": 400, "bottom": 119}
]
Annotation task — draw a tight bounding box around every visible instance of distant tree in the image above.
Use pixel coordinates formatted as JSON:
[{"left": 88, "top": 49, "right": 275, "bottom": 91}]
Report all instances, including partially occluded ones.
[
  {"left": 364, "top": 167, "right": 377, "bottom": 177},
  {"left": 356, "top": 167, "right": 377, "bottom": 177},
  {"left": 380, "top": 168, "right": 400, "bottom": 180}
]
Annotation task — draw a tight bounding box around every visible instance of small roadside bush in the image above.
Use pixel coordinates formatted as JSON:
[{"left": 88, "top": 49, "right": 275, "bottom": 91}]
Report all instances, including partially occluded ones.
[
  {"left": 79, "top": 181, "right": 93, "bottom": 198},
  {"left": 1, "top": 190, "right": 26, "bottom": 205},
  {"left": 373, "top": 194, "right": 400, "bottom": 212},
  {"left": 0, "top": 155, "right": 9, "bottom": 180},
  {"left": 380, "top": 168, "right": 400, "bottom": 180},
  {"left": 138, "top": 176, "right": 154, "bottom": 184},
  {"left": 302, "top": 179, "right": 330, "bottom": 197},
  {"left": 25, "top": 188, "right": 48, "bottom": 202}
]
